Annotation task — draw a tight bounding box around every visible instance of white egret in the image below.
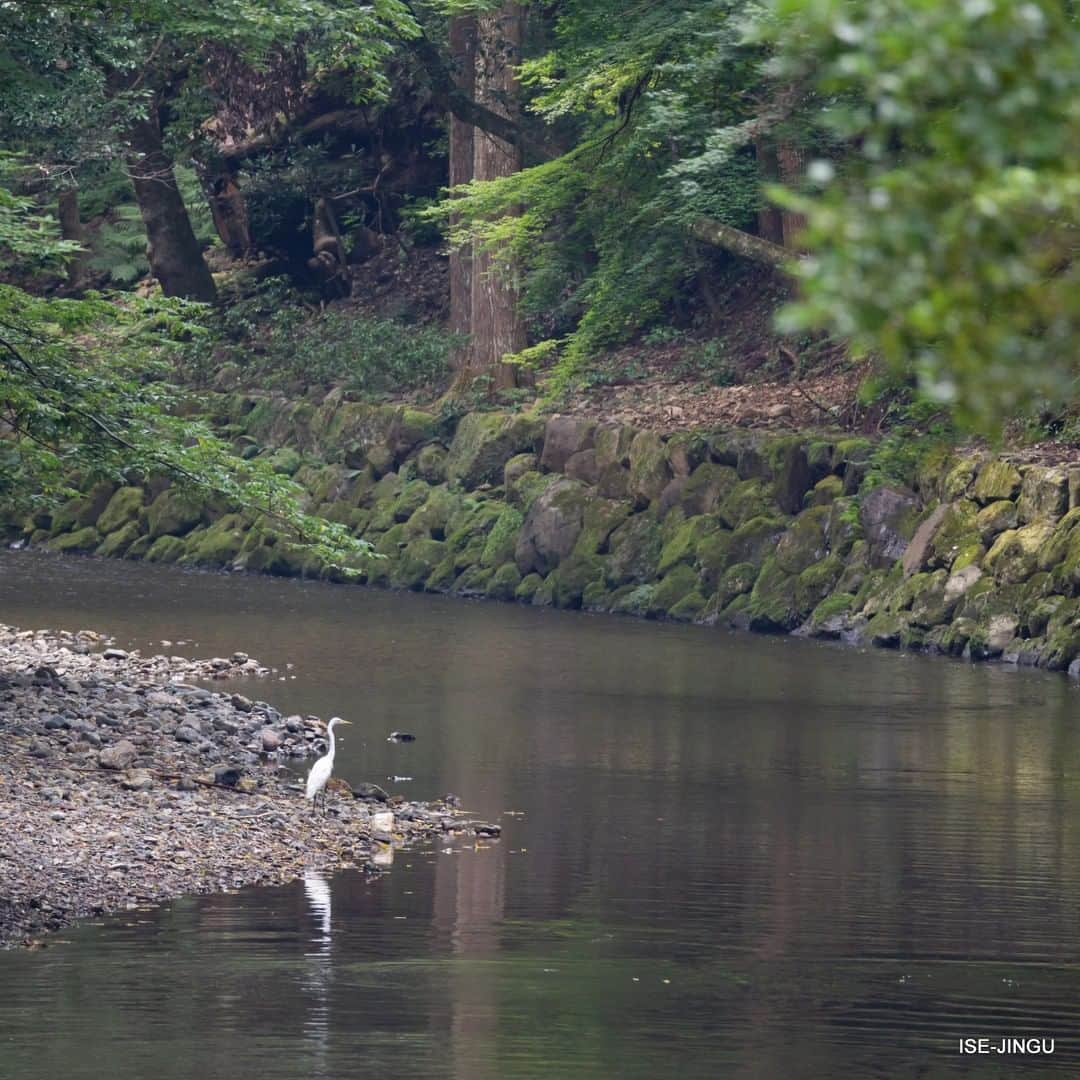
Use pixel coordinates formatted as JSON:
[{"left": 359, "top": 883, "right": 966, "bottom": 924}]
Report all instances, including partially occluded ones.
[{"left": 305, "top": 716, "right": 351, "bottom": 811}]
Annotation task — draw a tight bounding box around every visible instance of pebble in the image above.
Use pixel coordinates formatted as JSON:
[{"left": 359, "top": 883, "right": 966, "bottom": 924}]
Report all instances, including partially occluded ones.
[{"left": 0, "top": 621, "right": 455, "bottom": 948}]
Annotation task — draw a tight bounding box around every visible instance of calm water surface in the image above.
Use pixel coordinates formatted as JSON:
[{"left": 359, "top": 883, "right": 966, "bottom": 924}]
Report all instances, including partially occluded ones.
[{"left": 1, "top": 551, "right": 1079, "bottom": 1079}]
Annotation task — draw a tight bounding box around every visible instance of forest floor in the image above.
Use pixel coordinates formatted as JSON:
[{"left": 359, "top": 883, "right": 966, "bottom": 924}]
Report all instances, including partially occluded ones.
[{"left": 0, "top": 625, "right": 486, "bottom": 947}]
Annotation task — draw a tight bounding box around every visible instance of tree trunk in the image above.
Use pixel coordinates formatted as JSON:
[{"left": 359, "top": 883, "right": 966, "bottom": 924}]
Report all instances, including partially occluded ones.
[
  {"left": 448, "top": 14, "right": 477, "bottom": 372},
  {"left": 455, "top": 4, "right": 527, "bottom": 395},
  {"left": 127, "top": 105, "right": 218, "bottom": 302},
  {"left": 197, "top": 162, "right": 252, "bottom": 259},
  {"left": 307, "top": 197, "right": 350, "bottom": 299},
  {"left": 56, "top": 188, "right": 90, "bottom": 290},
  {"left": 776, "top": 142, "right": 807, "bottom": 250},
  {"left": 754, "top": 138, "right": 785, "bottom": 245},
  {"left": 691, "top": 217, "right": 795, "bottom": 272}
]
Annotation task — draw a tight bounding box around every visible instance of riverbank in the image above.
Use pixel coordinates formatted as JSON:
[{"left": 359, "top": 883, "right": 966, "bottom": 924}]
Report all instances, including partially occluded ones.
[
  {"left": 0, "top": 624, "right": 464, "bottom": 947},
  {"left": 12, "top": 397, "right": 1080, "bottom": 680}
]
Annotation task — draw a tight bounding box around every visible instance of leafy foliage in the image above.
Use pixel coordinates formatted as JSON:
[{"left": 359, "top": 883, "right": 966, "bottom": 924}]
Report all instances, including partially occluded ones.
[{"left": 765, "top": 0, "right": 1080, "bottom": 431}]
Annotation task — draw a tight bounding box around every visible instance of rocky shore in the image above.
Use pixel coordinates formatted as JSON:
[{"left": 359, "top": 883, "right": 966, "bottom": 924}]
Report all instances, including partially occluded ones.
[{"left": 0, "top": 624, "right": 469, "bottom": 947}]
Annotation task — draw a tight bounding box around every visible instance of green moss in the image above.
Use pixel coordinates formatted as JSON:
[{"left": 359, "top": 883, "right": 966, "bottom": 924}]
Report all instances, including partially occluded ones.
[
  {"left": 668, "top": 590, "right": 707, "bottom": 622},
  {"left": 481, "top": 507, "right": 525, "bottom": 567},
  {"left": 375, "top": 523, "right": 408, "bottom": 557},
  {"left": 424, "top": 554, "right": 459, "bottom": 593},
  {"left": 747, "top": 557, "right": 801, "bottom": 632},
  {"left": 973, "top": 459, "right": 1022, "bottom": 504},
  {"left": 96, "top": 521, "right": 142, "bottom": 559},
  {"left": 48, "top": 526, "right": 101, "bottom": 554},
  {"left": 648, "top": 563, "right": 699, "bottom": 617},
  {"left": 809, "top": 592, "right": 855, "bottom": 628},
  {"left": 696, "top": 530, "right": 735, "bottom": 590},
  {"left": 507, "top": 469, "right": 559, "bottom": 512},
  {"left": 182, "top": 514, "right": 247, "bottom": 567},
  {"left": 531, "top": 573, "right": 557, "bottom": 607},
  {"left": 727, "top": 515, "right": 788, "bottom": 568},
  {"left": 124, "top": 535, "right": 152, "bottom": 560},
  {"left": 775, "top": 506, "right": 831, "bottom": 575},
  {"left": 680, "top": 462, "right": 739, "bottom": 516},
  {"left": 269, "top": 447, "right": 303, "bottom": 476},
  {"left": 146, "top": 489, "right": 203, "bottom": 539},
  {"left": 97, "top": 486, "right": 145, "bottom": 535},
  {"left": 416, "top": 444, "right": 448, "bottom": 484},
  {"left": 805, "top": 475, "right": 843, "bottom": 508},
  {"left": 573, "top": 497, "right": 633, "bottom": 558},
  {"left": 392, "top": 538, "right": 447, "bottom": 590},
  {"left": 145, "top": 535, "right": 187, "bottom": 564},
  {"left": 611, "top": 583, "right": 656, "bottom": 617},
  {"left": 657, "top": 515, "right": 721, "bottom": 575},
  {"left": 628, "top": 430, "right": 672, "bottom": 508},
  {"left": 515, "top": 572, "right": 544, "bottom": 603},
  {"left": 983, "top": 522, "right": 1056, "bottom": 584},
  {"left": 553, "top": 553, "right": 605, "bottom": 609},
  {"left": 718, "top": 479, "right": 776, "bottom": 529},
  {"left": 606, "top": 513, "right": 663, "bottom": 586},
  {"left": 714, "top": 561, "right": 758, "bottom": 610},
  {"left": 486, "top": 561, "right": 523, "bottom": 601},
  {"left": 454, "top": 564, "right": 495, "bottom": 596},
  {"left": 445, "top": 412, "right": 543, "bottom": 489},
  {"left": 975, "top": 500, "right": 1018, "bottom": 543}
]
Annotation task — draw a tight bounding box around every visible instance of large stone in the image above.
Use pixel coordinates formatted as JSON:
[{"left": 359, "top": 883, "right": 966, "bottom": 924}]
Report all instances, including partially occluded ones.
[
  {"left": 771, "top": 441, "right": 812, "bottom": 515},
  {"left": 514, "top": 477, "right": 589, "bottom": 575},
  {"left": 446, "top": 412, "right": 544, "bottom": 489},
  {"left": 680, "top": 463, "right": 739, "bottom": 517},
  {"left": 593, "top": 424, "right": 636, "bottom": 469},
  {"left": 48, "top": 526, "right": 101, "bottom": 554},
  {"left": 605, "top": 513, "right": 663, "bottom": 586},
  {"left": 975, "top": 500, "right": 1019, "bottom": 544},
  {"left": 983, "top": 522, "right": 1056, "bottom": 584},
  {"left": 973, "top": 460, "right": 1022, "bottom": 504},
  {"left": 539, "top": 415, "right": 596, "bottom": 473},
  {"left": 858, "top": 485, "right": 920, "bottom": 569},
  {"left": 901, "top": 503, "right": 950, "bottom": 577},
  {"left": 774, "top": 506, "right": 830, "bottom": 575},
  {"left": 99, "top": 739, "right": 138, "bottom": 771},
  {"left": 97, "top": 486, "right": 145, "bottom": 535},
  {"left": 392, "top": 538, "right": 447, "bottom": 590},
  {"left": 1017, "top": 466, "right": 1069, "bottom": 524},
  {"left": 628, "top": 431, "right": 672, "bottom": 508},
  {"left": 146, "top": 489, "right": 202, "bottom": 539},
  {"left": 565, "top": 449, "right": 602, "bottom": 485},
  {"left": 416, "top": 444, "right": 448, "bottom": 484},
  {"left": 727, "top": 515, "right": 788, "bottom": 569}
]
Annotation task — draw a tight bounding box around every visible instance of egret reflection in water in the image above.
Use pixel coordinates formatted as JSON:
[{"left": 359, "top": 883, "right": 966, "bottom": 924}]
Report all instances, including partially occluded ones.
[{"left": 302, "top": 870, "right": 333, "bottom": 1075}]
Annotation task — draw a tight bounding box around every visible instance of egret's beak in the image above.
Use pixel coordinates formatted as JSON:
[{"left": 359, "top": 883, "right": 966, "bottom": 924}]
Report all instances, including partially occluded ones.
[{"left": 339, "top": 720, "right": 353, "bottom": 725}]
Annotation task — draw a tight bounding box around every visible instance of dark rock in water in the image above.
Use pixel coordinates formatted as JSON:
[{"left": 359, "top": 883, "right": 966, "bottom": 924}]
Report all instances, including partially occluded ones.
[
  {"left": 472, "top": 822, "right": 501, "bottom": 837},
  {"left": 444, "top": 793, "right": 462, "bottom": 808},
  {"left": 353, "top": 782, "right": 390, "bottom": 802},
  {"left": 98, "top": 739, "right": 137, "bottom": 770},
  {"left": 102, "top": 649, "right": 128, "bottom": 661},
  {"left": 387, "top": 731, "right": 416, "bottom": 743},
  {"left": 1069, "top": 658, "right": 1080, "bottom": 680},
  {"left": 213, "top": 766, "right": 242, "bottom": 788},
  {"left": 326, "top": 777, "right": 353, "bottom": 797}
]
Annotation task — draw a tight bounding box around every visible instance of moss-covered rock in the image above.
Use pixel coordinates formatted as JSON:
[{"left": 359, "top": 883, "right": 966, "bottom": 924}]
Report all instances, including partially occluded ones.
[
  {"left": 973, "top": 459, "right": 1022, "bottom": 504},
  {"left": 805, "top": 474, "right": 843, "bottom": 508},
  {"left": 769, "top": 439, "right": 812, "bottom": 515},
  {"left": 96, "top": 522, "right": 142, "bottom": 559},
  {"left": 668, "top": 590, "right": 707, "bottom": 622},
  {"left": 481, "top": 507, "right": 525, "bottom": 567},
  {"left": 594, "top": 424, "right": 636, "bottom": 470},
  {"left": 453, "top": 564, "right": 495, "bottom": 597},
  {"left": 392, "top": 538, "right": 447, "bottom": 590},
  {"left": 941, "top": 454, "right": 983, "bottom": 501},
  {"left": 795, "top": 554, "right": 845, "bottom": 614},
  {"left": 746, "top": 557, "right": 803, "bottom": 632},
  {"left": 975, "top": 500, "right": 1018, "bottom": 544},
  {"left": 628, "top": 431, "right": 672, "bottom": 508},
  {"left": 774, "top": 505, "right": 830, "bottom": 575},
  {"left": 643, "top": 563, "right": 695, "bottom": 616},
  {"left": 540, "top": 415, "right": 596, "bottom": 473},
  {"left": 183, "top": 514, "right": 247, "bottom": 567},
  {"left": 97, "top": 486, "right": 145, "bottom": 535},
  {"left": 983, "top": 522, "right": 1056, "bottom": 584},
  {"left": 48, "top": 526, "right": 101, "bottom": 554},
  {"left": 269, "top": 447, "right": 303, "bottom": 476},
  {"left": 605, "top": 512, "right": 663, "bottom": 586},
  {"left": 718, "top": 478, "right": 776, "bottom": 529},
  {"left": 403, "top": 486, "right": 461, "bottom": 540},
  {"left": 679, "top": 462, "right": 739, "bottom": 517},
  {"left": 515, "top": 572, "right": 544, "bottom": 603},
  {"left": 921, "top": 500, "right": 978, "bottom": 570},
  {"left": 416, "top": 444, "right": 448, "bottom": 484},
  {"left": 807, "top": 592, "right": 855, "bottom": 637},
  {"left": 727, "top": 515, "right": 788, "bottom": 569},
  {"left": 504, "top": 453, "right": 537, "bottom": 490},
  {"left": 145, "top": 535, "right": 187, "bottom": 564},
  {"left": 610, "top": 583, "right": 656, "bottom": 617},
  {"left": 424, "top": 553, "right": 459, "bottom": 593},
  {"left": 859, "top": 485, "right": 921, "bottom": 569},
  {"left": 1018, "top": 466, "right": 1069, "bottom": 524},
  {"left": 124, "top": 535, "right": 152, "bottom": 561},
  {"left": 531, "top": 573, "right": 557, "bottom": 607},
  {"left": 514, "top": 477, "right": 589, "bottom": 575},
  {"left": 146, "top": 489, "right": 203, "bottom": 540},
  {"left": 657, "top": 515, "right": 721, "bottom": 575},
  {"left": 507, "top": 469, "right": 559, "bottom": 512},
  {"left": 375, "top": 522, "right": 409, "bottom": 557},
  {"left": 446, "top": 412, "right": 543, "bottom": 489},
  {"left": 485, "top": 561, "right": 523, "bottom": 601},
  {"left": 553, "top": 553, "right": 605, "bottom": 609},
  {"left": 392, "top": 479, "right": 433, "bottom": 524}
]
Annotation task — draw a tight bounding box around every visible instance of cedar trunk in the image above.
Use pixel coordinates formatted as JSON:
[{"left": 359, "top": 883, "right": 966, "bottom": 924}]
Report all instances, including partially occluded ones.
[
  {"left": 448, "top": 14, "right": 477, "bottom": 371},
  {"left": 455, "top": 4, "right": 527, "bottom": 394},
  {"left": 56, "top": 188, "right": 89, "bottom": 290},
  {"left": 776, "top": 143, "right": 807, "bottom": 250},
  {"left": 198, "top": 163, "right": 252, "bottom": 259},
  {"left": 127, "top": 106, "right": 217, "bottom": 302}
]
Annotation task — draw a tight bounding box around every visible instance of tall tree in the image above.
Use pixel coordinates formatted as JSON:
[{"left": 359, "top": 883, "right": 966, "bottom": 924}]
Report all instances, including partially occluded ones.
[
  {"left": 126, "top": 97, "right": 218, "bottom": 302},
  {"left": 453, "top": 4, "right": 527, "bottom": 394}
]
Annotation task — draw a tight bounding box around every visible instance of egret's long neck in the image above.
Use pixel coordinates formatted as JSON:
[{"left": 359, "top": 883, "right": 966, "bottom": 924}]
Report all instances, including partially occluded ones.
[{"left": 327, "top": 722, "right": 337, "bottom": 762}]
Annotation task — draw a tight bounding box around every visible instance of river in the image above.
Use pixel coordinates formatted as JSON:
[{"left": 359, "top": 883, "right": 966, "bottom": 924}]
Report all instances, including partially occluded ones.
[{"left": 1, "top": 551, "right": 1078, "bottom": 1078}]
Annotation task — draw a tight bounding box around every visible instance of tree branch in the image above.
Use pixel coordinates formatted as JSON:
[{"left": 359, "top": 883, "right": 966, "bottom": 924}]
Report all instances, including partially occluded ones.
[{"left": 691, "top": 217, "right": 798, "bottom": 273}]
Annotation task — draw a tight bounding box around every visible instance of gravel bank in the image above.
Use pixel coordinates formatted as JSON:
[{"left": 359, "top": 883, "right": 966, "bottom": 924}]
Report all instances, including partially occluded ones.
[{"left": 0, "top": 624, "right": 470, "bottom": 947}]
